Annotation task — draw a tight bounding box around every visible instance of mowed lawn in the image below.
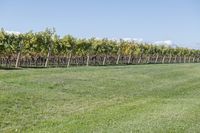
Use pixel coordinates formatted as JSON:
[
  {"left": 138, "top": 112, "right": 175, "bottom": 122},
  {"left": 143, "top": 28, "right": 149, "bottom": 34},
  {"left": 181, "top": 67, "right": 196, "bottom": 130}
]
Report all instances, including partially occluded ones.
[{"left": 1, "top": 64, "right": 200, "bottom": 133}]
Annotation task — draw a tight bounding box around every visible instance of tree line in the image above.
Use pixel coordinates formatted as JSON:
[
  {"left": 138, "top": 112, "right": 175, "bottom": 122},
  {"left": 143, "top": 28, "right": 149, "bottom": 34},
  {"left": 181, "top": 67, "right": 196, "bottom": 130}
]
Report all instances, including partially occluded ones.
[{"left": 0, "top": 28, "right": 200, "bottom": 68}]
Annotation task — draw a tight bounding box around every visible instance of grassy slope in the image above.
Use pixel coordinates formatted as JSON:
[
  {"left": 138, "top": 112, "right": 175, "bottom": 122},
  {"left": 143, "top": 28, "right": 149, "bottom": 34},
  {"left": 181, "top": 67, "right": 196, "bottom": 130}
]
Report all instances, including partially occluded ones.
[{"left": 0, "top": 64, "right": 200, "bottom": 133}]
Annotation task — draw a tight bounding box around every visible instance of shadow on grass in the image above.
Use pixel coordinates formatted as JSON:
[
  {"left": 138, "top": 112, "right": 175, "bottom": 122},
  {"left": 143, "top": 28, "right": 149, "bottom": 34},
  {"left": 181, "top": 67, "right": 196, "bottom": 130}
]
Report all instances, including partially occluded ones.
[
  {"left": 0, "top": 63, "right": 196, "bottom": 70},
  {"left": 0, "top": 67, "right": 22, "bottom": 70},
  {"left": 0, "top": 66, "right": 47, "bottom": 70}
]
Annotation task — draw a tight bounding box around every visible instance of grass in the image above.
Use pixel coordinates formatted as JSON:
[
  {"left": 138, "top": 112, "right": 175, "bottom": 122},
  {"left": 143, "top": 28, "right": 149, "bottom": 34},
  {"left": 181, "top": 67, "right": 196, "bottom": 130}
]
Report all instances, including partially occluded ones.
[{"left": 1, "top": 64, "right": 200, "bottom": 133}]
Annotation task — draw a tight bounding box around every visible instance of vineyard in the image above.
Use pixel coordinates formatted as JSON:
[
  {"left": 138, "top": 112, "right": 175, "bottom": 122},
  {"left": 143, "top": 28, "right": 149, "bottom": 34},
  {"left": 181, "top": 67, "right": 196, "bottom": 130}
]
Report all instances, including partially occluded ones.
[{"left": 0, "top": 28, "right": 200, "bottom": 68}]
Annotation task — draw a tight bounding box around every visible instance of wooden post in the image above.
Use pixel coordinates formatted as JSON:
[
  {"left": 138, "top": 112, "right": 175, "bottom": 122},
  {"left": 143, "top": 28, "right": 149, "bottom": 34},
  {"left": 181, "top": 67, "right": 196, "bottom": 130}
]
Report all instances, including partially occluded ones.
[
  {"left": 67, "top": 52, "right": 72, "bottom": 68},
  {"left": 138, "top": 54, "right": 142, "bottom": 64},
  {"left": 128, "top": 54, "right": 131, "bottom": 64},
  {"left": 15, "top": 42, "right": 22, "bottom": 68},
  {"left": 189, "top": 57, "right": 191, "bottom": 63},
  {"left": 45, "top": 42, "right": 52, "bottom": 68},
  {"left": 147, "top": 55, "right": 150, "bottom": 63},
  {"left": 169, "top": 54, "right": 172, "bottom": 63},
  {"left": 174, "top": 56, "right": 177, "bottom": 63},
  {"left": 103, "top": 56, "right": 106, "bottom": 65},
  {"left": 179, "top": 56, "right": 182, "bottom": 63},
  {"left": 155, "top": 54, "right": 159, "bottom": 64},
  {"left": 86, "top": 54, "right": 90, "bottom": 66},
  {"left": 184, "top": 56, "right": 186, "bottom": 63},
  {"left": 116, "top": 54, "right": 120, "bottom": 65},
  {"left": 162, "top": 56, "right": 166, "bottom": 64}
]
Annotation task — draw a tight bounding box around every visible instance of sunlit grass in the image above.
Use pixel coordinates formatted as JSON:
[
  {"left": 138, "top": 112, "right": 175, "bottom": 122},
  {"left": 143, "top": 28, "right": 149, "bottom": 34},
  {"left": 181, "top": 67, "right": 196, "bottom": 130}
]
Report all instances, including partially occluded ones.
[{"left": 1, "top": 64, "right": 200, "bottom": 132}]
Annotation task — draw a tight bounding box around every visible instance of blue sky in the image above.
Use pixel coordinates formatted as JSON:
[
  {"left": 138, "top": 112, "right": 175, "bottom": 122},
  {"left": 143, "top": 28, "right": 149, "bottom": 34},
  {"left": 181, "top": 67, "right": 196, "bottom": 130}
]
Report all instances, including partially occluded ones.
[{"left": 1, "top": 0, "right": 200, "bottom": 49}]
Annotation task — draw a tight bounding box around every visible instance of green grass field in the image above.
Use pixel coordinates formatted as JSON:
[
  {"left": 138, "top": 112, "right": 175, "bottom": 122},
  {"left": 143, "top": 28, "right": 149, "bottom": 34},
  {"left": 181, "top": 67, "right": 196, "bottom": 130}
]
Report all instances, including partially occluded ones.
[{"left": 1, "top": 64, "right": 200, "bottom": 133}]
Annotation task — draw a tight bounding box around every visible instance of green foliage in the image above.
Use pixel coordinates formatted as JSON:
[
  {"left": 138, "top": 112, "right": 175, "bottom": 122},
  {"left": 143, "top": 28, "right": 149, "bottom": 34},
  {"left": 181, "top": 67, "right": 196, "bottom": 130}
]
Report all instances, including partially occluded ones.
[{"left": 61, "top": 35, "right": 77, "bottom": 54}]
